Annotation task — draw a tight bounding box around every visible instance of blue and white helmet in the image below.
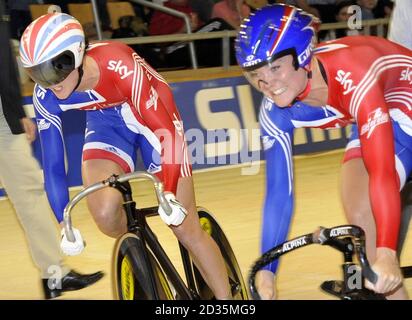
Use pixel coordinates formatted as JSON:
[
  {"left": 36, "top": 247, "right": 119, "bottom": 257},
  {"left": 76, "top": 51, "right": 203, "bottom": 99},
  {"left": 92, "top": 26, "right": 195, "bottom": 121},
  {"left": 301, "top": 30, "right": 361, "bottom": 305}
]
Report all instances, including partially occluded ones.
[{"left": 235, "top": 4, "right": 319, "bottom": 70}]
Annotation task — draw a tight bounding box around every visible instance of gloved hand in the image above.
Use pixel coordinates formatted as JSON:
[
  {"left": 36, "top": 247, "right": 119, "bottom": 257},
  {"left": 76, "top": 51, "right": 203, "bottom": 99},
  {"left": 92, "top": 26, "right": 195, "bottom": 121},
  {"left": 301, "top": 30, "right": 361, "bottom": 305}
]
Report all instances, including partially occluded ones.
[
  {"left": 158, "top": 193, "right": 187, "bottom": 226},
  {"left": 60, "top": 227, "right": 85, "bottom": 256}
]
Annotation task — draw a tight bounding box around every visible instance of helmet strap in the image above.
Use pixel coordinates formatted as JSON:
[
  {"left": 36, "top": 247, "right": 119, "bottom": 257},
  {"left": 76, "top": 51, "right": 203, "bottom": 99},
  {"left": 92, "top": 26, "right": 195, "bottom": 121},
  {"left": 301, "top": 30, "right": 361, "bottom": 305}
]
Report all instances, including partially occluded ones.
[
  {"left": 295, "top": 65, "right": 312, "bottom": 101},
  {"left": 72, "top": 65, "right": 84, "bottom": 93}
]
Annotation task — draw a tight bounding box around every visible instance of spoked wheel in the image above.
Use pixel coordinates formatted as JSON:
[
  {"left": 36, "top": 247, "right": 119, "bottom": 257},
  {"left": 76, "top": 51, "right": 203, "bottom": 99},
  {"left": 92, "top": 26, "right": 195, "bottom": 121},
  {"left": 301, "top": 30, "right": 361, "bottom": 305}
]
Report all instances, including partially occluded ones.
[
  {"left": 112, "top": 232, "right": 176, "bottom": 300},
  {"left": 182, "top": 208, "right": 249, "bottom": 300}
]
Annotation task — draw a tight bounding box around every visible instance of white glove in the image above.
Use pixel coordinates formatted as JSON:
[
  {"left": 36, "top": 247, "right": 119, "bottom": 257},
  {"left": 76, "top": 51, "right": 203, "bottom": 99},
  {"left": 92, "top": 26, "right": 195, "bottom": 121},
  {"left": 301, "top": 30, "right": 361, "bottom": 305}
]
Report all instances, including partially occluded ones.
[
  {"left": 60, "top": 227, "right": 85, "bottom": 256},
  {"left": 158, "top": 193, "right": 187, "bottom": 226}
]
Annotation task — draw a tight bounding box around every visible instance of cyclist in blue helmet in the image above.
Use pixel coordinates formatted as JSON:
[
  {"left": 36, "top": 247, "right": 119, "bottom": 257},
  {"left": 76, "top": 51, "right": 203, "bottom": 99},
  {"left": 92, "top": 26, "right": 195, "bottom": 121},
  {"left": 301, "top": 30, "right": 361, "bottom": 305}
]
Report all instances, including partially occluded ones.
[
  {"left": 236, "top": 3, "right": 412, "bottom": 299},
  {"left": 236, "top": 3, "right": 319, "bottom": 107}
]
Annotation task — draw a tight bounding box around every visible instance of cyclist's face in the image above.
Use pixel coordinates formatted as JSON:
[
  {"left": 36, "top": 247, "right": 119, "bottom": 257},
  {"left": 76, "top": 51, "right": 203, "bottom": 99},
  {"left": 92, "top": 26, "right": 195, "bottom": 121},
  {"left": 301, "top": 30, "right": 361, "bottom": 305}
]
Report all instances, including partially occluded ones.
[
  {"left": 49, "top": 69, "right": 79, "bottom": 100},
  {"left": 244, "top": 55, "right": 308, "bottom": 107}
]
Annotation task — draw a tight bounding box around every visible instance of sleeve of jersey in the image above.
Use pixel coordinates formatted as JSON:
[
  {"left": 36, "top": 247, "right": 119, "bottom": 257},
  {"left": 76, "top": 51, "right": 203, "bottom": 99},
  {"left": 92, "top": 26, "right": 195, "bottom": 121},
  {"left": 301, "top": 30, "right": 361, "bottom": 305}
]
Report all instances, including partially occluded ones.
[
  {"left": 33, "top": 88, "right": 69, "bottom": 223},
  {"left": 116, "top": 49, "right": 183, "bottom": 194},
  {"left": 259, "top": 104, "right": 295, "bottom": 274},
  {"left": 353, "top": 90, "right": 400, "bottom": 250},
  {"left": 289, "top": 102, "right": 346, "bottom": 129}
]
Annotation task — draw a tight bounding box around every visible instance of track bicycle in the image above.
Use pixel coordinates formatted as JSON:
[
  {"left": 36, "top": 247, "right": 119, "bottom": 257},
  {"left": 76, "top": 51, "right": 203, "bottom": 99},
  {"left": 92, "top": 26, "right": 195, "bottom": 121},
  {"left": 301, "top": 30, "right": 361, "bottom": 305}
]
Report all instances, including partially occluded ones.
[
  {"left": 63, "top": 171, "right": 249, "bottom": 300},
  {"left": 249, "top": 225, "right": 412, "bottom": 300}
]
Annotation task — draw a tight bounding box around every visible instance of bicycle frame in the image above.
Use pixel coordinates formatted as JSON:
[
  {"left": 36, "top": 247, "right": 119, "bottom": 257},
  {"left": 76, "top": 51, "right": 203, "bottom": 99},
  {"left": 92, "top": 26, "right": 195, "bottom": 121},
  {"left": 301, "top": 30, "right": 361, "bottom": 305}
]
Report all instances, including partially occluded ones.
[{"left": 63, "top": 171, "right": 202, "bottom": 300}]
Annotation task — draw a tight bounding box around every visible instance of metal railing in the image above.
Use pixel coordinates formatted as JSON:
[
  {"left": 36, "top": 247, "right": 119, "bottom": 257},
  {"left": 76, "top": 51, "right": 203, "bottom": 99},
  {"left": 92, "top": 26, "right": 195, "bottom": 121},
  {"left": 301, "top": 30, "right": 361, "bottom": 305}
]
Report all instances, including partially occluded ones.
[
  {"left": 112, "top": 17, "right": 390, "bottom": 69},
  {"left": 88, "top": 0, "right": 197, "bottom": 67},
  {"left": 129, "top": 0, "right": 197, "bottom": 68},
  {"left": 32, "top": 0, "right": 393, "bottom": 70}
]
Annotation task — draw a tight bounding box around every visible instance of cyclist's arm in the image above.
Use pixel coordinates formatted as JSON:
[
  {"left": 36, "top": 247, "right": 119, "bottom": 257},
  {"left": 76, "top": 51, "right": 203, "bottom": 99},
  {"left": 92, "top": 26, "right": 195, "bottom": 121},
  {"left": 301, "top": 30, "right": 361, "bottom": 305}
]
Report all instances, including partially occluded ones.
[
  {"left": 114, "top": 46, "right": 183, "bottom": 194},
  {"left": 290, "top": 102, "right": 347, "bottom": 129},
  {"left": 259, "top": 102, "right": 295, "bottom": 273},
  {"left": 259, "top": 100, "right": 348, "bottom": 273},
  {"left": 33, "top": 85, "right": 69, "bottom": 223},
  {"left": 355, "top": 92, "right": 400, "bottom": 250}
]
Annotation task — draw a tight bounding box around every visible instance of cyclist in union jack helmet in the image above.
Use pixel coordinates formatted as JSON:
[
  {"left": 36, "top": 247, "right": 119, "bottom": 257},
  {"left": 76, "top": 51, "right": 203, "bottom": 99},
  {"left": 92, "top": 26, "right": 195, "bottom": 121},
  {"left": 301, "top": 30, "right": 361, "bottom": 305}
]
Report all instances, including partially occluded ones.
[{"left": 20, "top": 12, "right": 231, "bottom": 299}]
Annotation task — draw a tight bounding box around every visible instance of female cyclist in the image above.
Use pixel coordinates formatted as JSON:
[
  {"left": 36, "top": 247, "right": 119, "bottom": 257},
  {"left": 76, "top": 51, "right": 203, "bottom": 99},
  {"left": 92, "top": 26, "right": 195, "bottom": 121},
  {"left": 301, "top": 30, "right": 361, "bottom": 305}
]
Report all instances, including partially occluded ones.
[
  {"left": 235, "top": 4, "right": 412, "bottom": 299},
  {"left": 20, "top": 12, "right": 231, "bottom": 299}
]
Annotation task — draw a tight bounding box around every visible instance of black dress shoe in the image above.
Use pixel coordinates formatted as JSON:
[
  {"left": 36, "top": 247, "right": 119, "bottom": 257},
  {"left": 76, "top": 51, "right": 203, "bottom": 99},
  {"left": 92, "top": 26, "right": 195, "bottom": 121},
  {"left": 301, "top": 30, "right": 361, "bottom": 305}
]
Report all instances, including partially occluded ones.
[{"left": 42, "top": 270, "right": 104, "bottom": 299}]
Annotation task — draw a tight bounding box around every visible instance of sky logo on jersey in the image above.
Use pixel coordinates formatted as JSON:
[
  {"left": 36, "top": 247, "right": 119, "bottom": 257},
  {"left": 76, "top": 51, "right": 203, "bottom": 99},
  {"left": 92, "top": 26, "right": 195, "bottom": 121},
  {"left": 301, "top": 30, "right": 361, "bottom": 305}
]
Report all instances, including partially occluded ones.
[
  {"left": 37, "top": 119, "right": 51, "bottom": 131},
  {"left": 360, "top": 107, "right": 389, "bottom": 139},
  {"left": 107, "top": 60, "right": 134, "bottom": 79},
  {"left": 400, "top": 67, "right": 412, "bottom": 85},
  {"left": 335, "top": 70, "right": 357, "bottom": 95}
]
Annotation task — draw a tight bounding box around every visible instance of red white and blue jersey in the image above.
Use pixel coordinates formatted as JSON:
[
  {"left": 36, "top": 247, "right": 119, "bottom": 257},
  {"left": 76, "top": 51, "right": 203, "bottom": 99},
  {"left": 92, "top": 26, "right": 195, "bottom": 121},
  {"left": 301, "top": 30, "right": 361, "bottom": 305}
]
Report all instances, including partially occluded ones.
[
  {"left": 260, "top": 36, "right": 412, "bottom": 272},
  {"left": 33, "top": 41, "right": 191, "bottom": 222}
]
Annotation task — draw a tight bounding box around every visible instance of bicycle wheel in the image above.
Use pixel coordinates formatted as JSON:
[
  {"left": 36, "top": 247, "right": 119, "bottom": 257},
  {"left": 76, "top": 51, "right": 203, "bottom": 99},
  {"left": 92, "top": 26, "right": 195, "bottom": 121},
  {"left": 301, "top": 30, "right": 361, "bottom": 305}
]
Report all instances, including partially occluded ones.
[
  {"left": 185, "top": 208, "right": 249, "bottom": 300},
  {"left": 112, "top": 232, "right": 175, "bottom": 300}
]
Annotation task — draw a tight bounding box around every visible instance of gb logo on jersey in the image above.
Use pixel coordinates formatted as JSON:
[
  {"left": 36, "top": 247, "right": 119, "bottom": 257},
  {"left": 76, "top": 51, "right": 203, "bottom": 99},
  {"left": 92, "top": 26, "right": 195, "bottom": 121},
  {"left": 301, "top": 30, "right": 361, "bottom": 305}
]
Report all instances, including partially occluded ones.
[
  {"left": 146, "top": 86, "right": 158, "bottom": 111},
  {"left": 172, "top": 113, "right": 184, "bottom": 137},
  {"left": 37, "top": 119, "right": 51, "bottom": 131},
  {"left": 107, "top": 60, "right": 133, "bottom": 79},
  {"left": 360, "top": 107, "right": 389, "bottom": 139}
]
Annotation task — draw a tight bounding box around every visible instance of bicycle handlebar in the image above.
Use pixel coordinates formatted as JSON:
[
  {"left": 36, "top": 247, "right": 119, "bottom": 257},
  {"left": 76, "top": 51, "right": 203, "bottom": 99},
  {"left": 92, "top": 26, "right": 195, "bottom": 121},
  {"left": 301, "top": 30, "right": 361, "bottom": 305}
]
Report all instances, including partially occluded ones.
[
  {"left": 248, "top": 224, "right": 378, "bottom": 300},
  {"left": 316, "top": 225, "right": 378, "bottom": 285},
  {"left": 63, "top": 171, "right": 172, "bottom": 242}
]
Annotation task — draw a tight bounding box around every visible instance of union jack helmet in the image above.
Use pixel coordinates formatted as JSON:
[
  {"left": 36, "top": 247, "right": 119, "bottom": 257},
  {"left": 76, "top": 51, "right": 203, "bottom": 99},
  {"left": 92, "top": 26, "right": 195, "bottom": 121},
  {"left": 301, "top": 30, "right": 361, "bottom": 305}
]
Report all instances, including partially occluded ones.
[
  {"left": 235, "top": 4, "right": 319, "bottom": 70},
  {"left": 19, "top": 13, "right": 85, "bottom": 88}
]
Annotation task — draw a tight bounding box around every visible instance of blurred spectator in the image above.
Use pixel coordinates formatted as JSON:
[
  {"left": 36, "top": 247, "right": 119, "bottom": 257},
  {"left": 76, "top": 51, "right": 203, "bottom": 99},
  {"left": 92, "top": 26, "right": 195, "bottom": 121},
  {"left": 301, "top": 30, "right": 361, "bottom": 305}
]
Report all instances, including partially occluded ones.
[
  {"left": 112, "top": 15, "right": 148, "bottom": 38},
  {"left": 149, "top": 0, "right": 202, "bottom": 35},
  {"left": 67, "top": 0, "right": 111, "bottom": 30},
  {"left": 6, "top": 0, "right": 37, "bottom": 39},
  {"left": 321, "top": 1, "right": 361, "bottom": 40},
  {"left": 335, "top": 1, "right": 361, "bottom": 37},
  {"left": 112, "top": 15, "right": 164, "bottom": 68},
  {"left": 246, "top": 0, "right": 270, "bottom": 10},
  {"left": 147, "top": 0, "right": 202, "bottom": 68},
  {"left": 278, "top": 1, "right": 337, "bottom": 22},
  {"left": 189, "top": 0, "right": 216, "bottom": 22},
  {"left": 373, "top": 0, "right": 393, "bottom": 18},
  {"left": 356, "top": 0, "right": 378, "bottom": 20},
  {"left": 388, "top": 0, "right": 412, "bottom": 50},
  {"left": 211, "top": 0, "right": 251, "bottom": 30}
]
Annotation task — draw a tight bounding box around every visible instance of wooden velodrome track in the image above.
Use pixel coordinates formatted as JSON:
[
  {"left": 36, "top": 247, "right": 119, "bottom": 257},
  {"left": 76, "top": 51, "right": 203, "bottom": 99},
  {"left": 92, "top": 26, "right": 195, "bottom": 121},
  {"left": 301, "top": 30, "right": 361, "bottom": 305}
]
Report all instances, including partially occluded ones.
[
  {"left": 1, "top": 150, "right": 412, "bottom": 299},
  {"left": 1, "top": 67, "right": 411, "bottom": 299}
]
